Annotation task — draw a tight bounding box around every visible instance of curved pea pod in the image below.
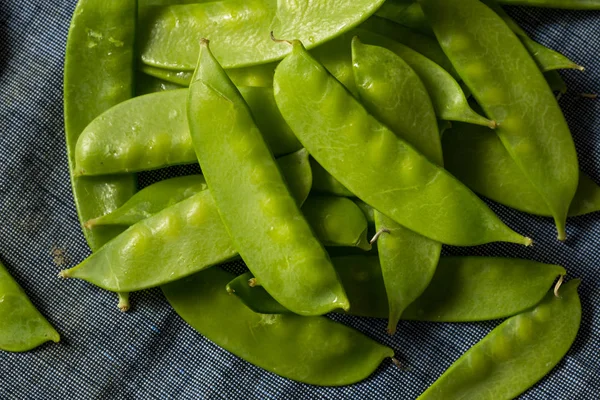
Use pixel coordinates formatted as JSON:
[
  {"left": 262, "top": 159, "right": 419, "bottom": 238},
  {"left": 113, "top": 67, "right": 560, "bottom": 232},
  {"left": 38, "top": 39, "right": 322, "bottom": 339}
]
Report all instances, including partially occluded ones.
[
  {"left": 163, "top": 267, "right": 393, "bottom": 386},
  {"left": 187, "top": 41, "right": 348, "bottom": 316},
  {"left": 302, "top": 197, "right": 371, "bottom": 250},
  {"left": 274, "top": 41, "right": 530, "bottom": 247},
  {"left": 443, "top": 121, "right": 600, "bottom": 217},
  {"left": 138, "top": 0, "right": 385, "bottom": 70},
  {"left": 229, "top": 256, "right": 566, "bottom": 322},
  {"left": 87, "top": 149, "right": 312, "bottom": 228},
  {"left": 420, "top": 0, "right": 579, "bottom": 240},
  {"left": 418, "top": 279, "right": 581, "bottom": 400},
  {"left": 140, "top": 62, "right": 277, "bottom": 88},
  {"left": 75, "top": 88, "right": 301, "bottom": 176},
  {"left": 0, "top": 261, "right": 60, "bottom": 352},
  {"left": 497, "top": 0, "right": 600, "bottom": 8}
]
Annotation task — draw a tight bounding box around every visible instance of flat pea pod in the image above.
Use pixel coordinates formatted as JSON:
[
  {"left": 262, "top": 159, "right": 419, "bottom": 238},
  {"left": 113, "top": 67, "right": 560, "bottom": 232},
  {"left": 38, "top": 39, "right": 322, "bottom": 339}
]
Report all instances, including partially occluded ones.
[
  {"left": 64, "top": 0, "right": 137, "bottom": 251},
  {"left": 229, "top": 256, "right": 566, "bottom": 322},
  {"left": 0, "top": 261, "right": 60, "bottom": 352},
  {"left": 75, "top": 88, "right": 301, "bottom": 176},
  {"left": 497, "top": 0, "right": 600, "bottom": 8},
  {"left": 418, "top": 279, "right": 581, "bottom": 400},
  {"left": 86, "top": 149, "right": 312, "bottom": 227},
  {"left": 301, "top": 196, "right": 371, "bottom": 250},
  {"left": 420, "top": 0, "right": 579, "bottom": 240},
  {"left": 443, "top": 121, "right": 600, "bottom": 217},
  {"left": 352, "top": 38, "right": 442, "bottom": 334},
  {"left": 187, "top": 40, "right": 348, "bottom": 315},
  {"left": 138, "top": 0, "right": 385, "bottom": 70},
  {"left": 163, "top": 267, "right": 394, "bottom": 386},
  {"left": 140, "top": 63, "right": 278, "bottom": 88},
  {"left": 274, "top": 41, "right": 530, "bottom": 247}
]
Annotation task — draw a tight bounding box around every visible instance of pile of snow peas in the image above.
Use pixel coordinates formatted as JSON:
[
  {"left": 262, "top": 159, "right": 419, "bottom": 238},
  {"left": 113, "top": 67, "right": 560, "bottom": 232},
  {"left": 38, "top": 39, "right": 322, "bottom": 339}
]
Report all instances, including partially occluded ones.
[{"left": 4, "top": 0, "right": 598, "bottom": 397}]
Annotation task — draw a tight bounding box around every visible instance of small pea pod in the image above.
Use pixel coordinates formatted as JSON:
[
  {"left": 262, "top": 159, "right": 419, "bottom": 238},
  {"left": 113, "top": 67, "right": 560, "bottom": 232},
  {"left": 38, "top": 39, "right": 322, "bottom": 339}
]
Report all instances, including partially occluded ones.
[
  {"left": 187, "top": 40, "right": 348, "bottom": 315},
  {"left": 497, "top": 0, "right": 600, "bottom": 8},
  {"left": 139, "top": 0, "right": 386, "bottom": 70},
  {"left": 86, "top": 149, "right": 312, "bottom": 228},
  {"left": 418, "top": 279, "right": 581, "bottom": 400},
  {"left": 352, "top": 38, "right": 442, "bottom": 334},
  {"left": 228, "top": 256, "right": 566, "bottom": 322},
  {"left": 420, "top": 0, "right": 579, "bottom": 240},
  {"left": 443, "top": 121, "right": 600, "bottom": 217},
  {"left": 274, "top": 41, "right": 530, "bottom": 247},
  {"left": 75, "top": 88, "right": 301, "bottom": 176},
  {"left": 0, "top": 261, "right": 60, "bottom": 352},
  {"left": 163, "top": 267, "right": 394, "bottom": 386}
]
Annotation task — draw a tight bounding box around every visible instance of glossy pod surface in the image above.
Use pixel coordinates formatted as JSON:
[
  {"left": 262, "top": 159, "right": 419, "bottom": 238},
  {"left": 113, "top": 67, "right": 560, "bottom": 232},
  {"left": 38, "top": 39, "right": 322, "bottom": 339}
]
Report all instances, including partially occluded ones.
[
  {"left": 0, "top": 261, "right": 60, "bottom": 352},
  {"left": 420, "top": 0, "right": 579, "bottom": 240},
  {"left": 418, "top": 280, "right": 581, "bottom": 400},
  {"left": 187, "top": 41, "right": 348, "bottom": 315},
  {"left": 163, "top": 267, "right": 394, "bottom": 386},
  {"left": 64, "top": 0, "right": 137, "bottom": 251},
  {"left": 75, "top": 88, "right": 301, "bottom": 176},
  {"left": 229, "top": 256, "right": 566, "bottom": 322},
  {"left": 443, "top": 121, "right": 600, "bottom": 217},
  {"left": 274, "top": 42, "right": 529, "bottom": 247},
  {"left": 139, "top": 0, "right": 385, "bottom": 70}
]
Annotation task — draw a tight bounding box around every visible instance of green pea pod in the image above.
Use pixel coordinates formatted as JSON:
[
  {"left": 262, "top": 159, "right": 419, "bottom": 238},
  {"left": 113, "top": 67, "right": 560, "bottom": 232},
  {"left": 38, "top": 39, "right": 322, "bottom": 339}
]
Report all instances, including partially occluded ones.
[
  {"left": 87, "top": 149, "right": 311, "bottom": 227},
  {"left": 545, "top": 70, "right": 568, "bottom": 95},
  {"left": 136, "top": 72, "right": 185, "bottom": 96},
  {"left": 139, "top": 0, "right": 385, "bottom": 70},
  {"left": 421, "top": 0, "right": 579, "bottom": 241},
  {"left": 418, "top": 279, "right": 581, "bottom": 400},
  {"left": 443, "top": 121, "right": 600, "bottom": 217},
  {"left": 274, "top": 41, "right": 530, "bottom": 247},
  {"left": 0, "top": 261, "right": 60, "bottom": 352},
  {"left": 163, "top": 267, "right": 393, "bottom": 386},
  {"left": 352, "top": 38, "right": 442, "bottom": 334},
  {"left": 75, "top": 88, "right": 301, "bottom": 176},
  {"left": 187, "top": 40, "right": 348, "bottom": 316},
  {"left": 354, "top": 200, "right": 375, "bottom": 226},
  {"left": 310, "top": 158, "right": 354, "bottom": 197},
  {"left": 140, "top": 63, "right": 278, "bottom": 88},
  {"left": 301, "top": 197, "right": 371, "bottom": 250},
  {"left": 228, "top": 256, "right": 566, "bottom": 322},
  {"left": 376, "top": 1, "right": 432, "bottom": 36},
  {"left": 497, "top": 0, "right": 600, "bottom": 8}
]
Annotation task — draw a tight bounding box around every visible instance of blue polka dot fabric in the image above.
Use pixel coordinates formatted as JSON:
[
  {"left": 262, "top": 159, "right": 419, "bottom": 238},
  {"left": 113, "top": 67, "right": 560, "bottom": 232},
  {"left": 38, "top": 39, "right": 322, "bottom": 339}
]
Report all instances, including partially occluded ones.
[{"left": 0, "top": 1, "right": 598, "bottom": 399}]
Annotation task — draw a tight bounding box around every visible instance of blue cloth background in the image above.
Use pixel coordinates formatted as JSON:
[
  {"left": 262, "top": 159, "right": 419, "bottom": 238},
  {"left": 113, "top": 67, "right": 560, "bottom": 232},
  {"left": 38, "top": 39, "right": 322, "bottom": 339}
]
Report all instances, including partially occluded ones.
[{"left": 0, "top": 1, "right": 598, "bottom": 399}]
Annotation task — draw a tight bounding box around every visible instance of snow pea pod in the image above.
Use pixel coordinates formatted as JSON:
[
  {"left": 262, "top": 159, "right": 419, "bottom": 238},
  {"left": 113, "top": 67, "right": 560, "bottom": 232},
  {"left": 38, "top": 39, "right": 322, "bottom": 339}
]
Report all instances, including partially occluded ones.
[
  {"left": 274, "top": 41, "right": 530, "bottom": 247},
  {"left": 162, "top": 267, "right": 393, "bottom": 386},
  {"left": 138, "top": 0, "right": 386, "bottom": 70},
  {"left": 352, "top": 38, "right": 442, "bottom": 334},
  {"left": 443, "top": 121, "right": 600, "bottom": 217},
  {"left": 497, "top": 0, "right": 600, "bottom": 8},
  {"left": 0, "top": 261, "right": 60, "bottom": 352},
  {"left": 187, "top": 41, "right": 348, "bottom": 315},
  {"left": 418, "top": 279, "right": 581, "bottom": 400},
  {"left": 229, "top": 256, "right": 566, "bottom": 322},
  {"left": 86, "top": 149, "right": 312, "bottom": 227},
  {"left": 75, "top": 88, "right": 301, "bottom": 176},
  {"left": 420, "top": 0, "right": 579, "bottom": 240},
  {"left": 64, "top": 0, "right": 137, "bottom": 251}
]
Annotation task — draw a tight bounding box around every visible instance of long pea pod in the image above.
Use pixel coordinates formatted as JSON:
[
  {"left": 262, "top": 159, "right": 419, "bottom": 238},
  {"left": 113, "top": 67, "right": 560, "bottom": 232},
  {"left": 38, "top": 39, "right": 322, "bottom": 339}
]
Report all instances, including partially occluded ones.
[
  {"left": 187, "top": 40, "right": 348, "bottom": 315},
  {"left": 64, "top": 0, "right": 138, "bottom": 310},
  {"left": 443, "top": 121, "right": 600, "bottom": 217},
  {"left": 228, "top": 256, "right": 566, "bottom": 322},
  {"left": 138, "top": 0, "right": 385, "bottom": 70},
  {"left": 352, "top": 38, "right": 442, "bottom": 334},
  {"left": 497, "top": 0, "right": 600, "bottom": 8},
  {"left": 274, "top": 41, "right": 530, "bottom": 247},
  {"left": 0, "top": 261, "right": 60, "bottom": 352},
  {"left": 75, "top": 88, "right": 301, "bottom": 176},
  {"left": 420, "top": 0, "right": 579, "bottom": 240},
  {"left": 418, "top": 280, "right": 581, "bottom": 400},
  {"left": 162, "top": 267, "right": 393, "bottom": 386}
]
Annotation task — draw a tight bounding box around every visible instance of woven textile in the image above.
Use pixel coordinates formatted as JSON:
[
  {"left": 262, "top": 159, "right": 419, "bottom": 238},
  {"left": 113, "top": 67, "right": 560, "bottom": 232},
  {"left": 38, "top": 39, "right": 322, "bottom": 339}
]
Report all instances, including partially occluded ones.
[{"left": 0, "top": 1, "right": 598, "bottom": 399}]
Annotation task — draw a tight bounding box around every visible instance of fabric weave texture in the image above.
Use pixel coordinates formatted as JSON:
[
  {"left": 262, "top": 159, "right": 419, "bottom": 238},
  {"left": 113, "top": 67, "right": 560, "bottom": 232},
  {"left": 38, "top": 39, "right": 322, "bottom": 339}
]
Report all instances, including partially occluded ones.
[{"left": 0, "top": 1, "right": 598, "bottom": 399}]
